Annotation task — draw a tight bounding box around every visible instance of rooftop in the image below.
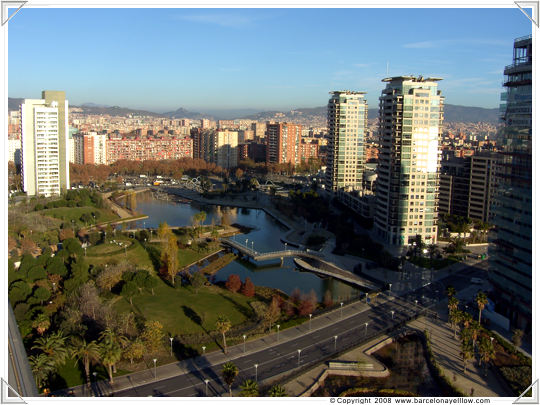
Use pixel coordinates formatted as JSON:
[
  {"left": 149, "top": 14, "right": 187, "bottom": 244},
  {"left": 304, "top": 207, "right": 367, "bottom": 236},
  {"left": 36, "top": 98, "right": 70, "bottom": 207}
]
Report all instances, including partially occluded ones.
[{"left": 382, "top": 75, "right": 443, "bottom": 82}]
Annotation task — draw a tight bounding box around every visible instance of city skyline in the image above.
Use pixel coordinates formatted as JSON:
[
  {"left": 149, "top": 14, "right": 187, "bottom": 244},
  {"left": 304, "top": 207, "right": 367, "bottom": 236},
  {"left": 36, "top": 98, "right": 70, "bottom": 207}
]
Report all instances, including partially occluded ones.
[{"left": 7, "top": 6, "right": 532, "bottom": 112}]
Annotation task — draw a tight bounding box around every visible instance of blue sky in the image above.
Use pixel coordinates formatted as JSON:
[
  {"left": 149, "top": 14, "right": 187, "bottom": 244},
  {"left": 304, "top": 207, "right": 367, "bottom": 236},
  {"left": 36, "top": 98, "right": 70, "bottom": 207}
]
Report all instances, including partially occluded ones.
[{"left": 7, "top": 7, "right": 532, "bottom": 112}]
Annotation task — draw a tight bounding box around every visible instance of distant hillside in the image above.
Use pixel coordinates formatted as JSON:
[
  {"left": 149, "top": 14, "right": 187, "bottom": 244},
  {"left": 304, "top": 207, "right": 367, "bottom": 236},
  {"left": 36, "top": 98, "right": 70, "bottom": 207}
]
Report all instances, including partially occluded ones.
[{"left": 8, "top": 97, "right": 500, "bottom": 123}]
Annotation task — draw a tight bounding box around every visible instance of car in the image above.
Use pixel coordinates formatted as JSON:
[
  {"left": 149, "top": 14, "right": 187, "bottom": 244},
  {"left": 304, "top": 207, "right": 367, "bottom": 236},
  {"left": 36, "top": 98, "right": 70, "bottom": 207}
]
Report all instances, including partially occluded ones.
[{"left": 471, "top": 277, "right": 483, "bottom": 284}]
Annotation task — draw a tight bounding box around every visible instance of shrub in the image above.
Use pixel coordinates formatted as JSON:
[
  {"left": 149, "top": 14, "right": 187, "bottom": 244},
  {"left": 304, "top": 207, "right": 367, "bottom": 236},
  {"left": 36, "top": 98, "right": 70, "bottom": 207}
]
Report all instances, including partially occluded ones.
[
  {"left": 240, "top": 277, "right": 255, "bottom": 297},
  {"left": 225, "top": 274, "right": 242, "bottom": 293}
]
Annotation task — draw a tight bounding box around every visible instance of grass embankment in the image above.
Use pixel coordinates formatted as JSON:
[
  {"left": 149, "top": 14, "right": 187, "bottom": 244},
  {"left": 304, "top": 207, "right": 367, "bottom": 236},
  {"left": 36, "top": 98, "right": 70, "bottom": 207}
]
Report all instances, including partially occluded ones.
[
  {"left": 42, "top": 206, "right": 119, "bottom": 225},
  {"left": 85, "top": 237, "right": 154, "bottom": 270},
  {"left": 114, "top": 282, "right": 254, "bottom": 336}
]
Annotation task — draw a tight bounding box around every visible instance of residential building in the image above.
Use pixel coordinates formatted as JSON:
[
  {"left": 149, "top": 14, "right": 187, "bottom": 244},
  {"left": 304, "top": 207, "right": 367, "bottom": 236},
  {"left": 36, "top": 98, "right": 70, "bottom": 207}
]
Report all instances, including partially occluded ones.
[
  {"left": 215, "top": 130, "right": 238, "bottom": 169},
  {"left": 325, "top": 91, "right": 368, "bottom": 192},
  {"left": 8, "top": 137, "right": 21, "bottom": 166},
  {"left": 468, "top": 152, "right": 501, "bottom": 222},
  {"left": 266, "top": 122, "right": 302, "bottom": 165},
  {"left": 21, "top": 90, "right": 69, "bottom": 197},
  {"left": 106, "top": 135, "right": 193, "bottom": 163},
  {"left": 82, "top": 132, "right": 107, "bottom": 164},
  {"left": 374, "top": 76, "right": 444, "bottom": 247},
  {"left": 489, "top": 35, "right": 532, "bottom": 330}
]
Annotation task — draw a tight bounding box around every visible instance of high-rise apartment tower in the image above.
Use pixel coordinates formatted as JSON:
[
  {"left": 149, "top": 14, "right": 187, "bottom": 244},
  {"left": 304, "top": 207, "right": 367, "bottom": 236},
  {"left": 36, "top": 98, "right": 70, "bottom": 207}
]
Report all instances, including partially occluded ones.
[
  {"left": 325, "top": 91, "right": 368, "bottom": 192},
  {"left": 374, "top": 77, "right": 444, "bottom": 247},
  {"left": 21, "top": 90, "right": 69, "bottom": 197}
]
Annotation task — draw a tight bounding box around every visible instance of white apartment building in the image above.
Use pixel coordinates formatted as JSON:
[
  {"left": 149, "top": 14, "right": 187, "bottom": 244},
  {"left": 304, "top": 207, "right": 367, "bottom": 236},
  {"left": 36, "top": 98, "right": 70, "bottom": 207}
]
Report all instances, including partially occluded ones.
[
  {"left": 374, "top": 77, "right": 444, "bottom": 247},
  {"left": 215, "top": 130, "right": 238, "bottom": 169},
  {"left": 325, "top": 91, "right": 368, "bottom": 192},
  {"left": 21, "top": 91, "right": 70, "bottom": 197}
]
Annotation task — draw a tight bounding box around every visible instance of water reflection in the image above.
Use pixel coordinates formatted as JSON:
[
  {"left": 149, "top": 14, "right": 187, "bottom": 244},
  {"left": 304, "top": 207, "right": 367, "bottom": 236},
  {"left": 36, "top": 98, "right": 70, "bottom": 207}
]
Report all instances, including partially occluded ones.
[{"left": 134, "top": 191, "right": 361, "bottom": 300}]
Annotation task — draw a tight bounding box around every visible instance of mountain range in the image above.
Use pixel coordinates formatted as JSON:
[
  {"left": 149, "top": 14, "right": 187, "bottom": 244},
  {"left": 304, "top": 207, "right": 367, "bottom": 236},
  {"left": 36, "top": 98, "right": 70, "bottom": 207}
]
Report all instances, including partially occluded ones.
[{"left": 8, "top": 97, "right": 500, "bottom": 124}]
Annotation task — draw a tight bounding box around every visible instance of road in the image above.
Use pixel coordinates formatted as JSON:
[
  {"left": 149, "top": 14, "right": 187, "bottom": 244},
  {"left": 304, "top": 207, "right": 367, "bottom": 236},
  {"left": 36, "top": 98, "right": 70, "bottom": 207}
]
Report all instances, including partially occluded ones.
[{"left": 109, "top": 262, "right": 488, "bottom": 397}]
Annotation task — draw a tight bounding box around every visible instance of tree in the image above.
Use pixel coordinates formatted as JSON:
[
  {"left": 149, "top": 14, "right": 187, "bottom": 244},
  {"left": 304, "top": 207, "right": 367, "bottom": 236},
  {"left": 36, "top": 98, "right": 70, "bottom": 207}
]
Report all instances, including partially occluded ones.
[
  {"left": 124, "top": 339, "right": 145, "bottom": 364},
  {"left": 100, "top": 341, "right": 123, "bottom": 384},
  {"left": 33, "top": 286, "right": 51, "bottom": 306},
  {"left": 323, "top": 290, "right": 333, "bottom": 308},
  {"left": 141, "top": 320, "right": 165, "bottom": 354},
  {"left": 143, "top": 275, "right": 158, "bottom": 296},
  {"left": 190, "top": 271, "right": 206, "bottom": 294},
  {"left": 476, "top": 291, "right": 488, "bottom": 324},
  {"left": 449, "top": 307, "right": 461, "bottom": 340},
  {"left": 70, "top": 337, "right": 101, "bottom": 389},
  {"left": 32, "top": 313, "right": 51, "bottom": 335},
  {"left": 478, "top": 336, "right": 496, "bottom": 376},
  {"left": 240, "top": 277, "right": 255, "bottom": 297},
  {"left": 240, "top": 379, "right": 259, "bottom": 397},
  {"left": 215, "top": 315, "right": 231, "bottom": 354},
  {"left": 225, "top": 274, "right": 242, "bottom": 293},
  {"left": 28, "top": 353, "right": 55, "bottom": 390},
  {"left": 459, "top": 327, "right": 474, "bottom": 373},
  {"left": 268, "top": 384, "right": 287, "bottom": 397},
  {"left": 511, "top": 329, "right": 524, "bottom": 347},
  {"left": 32, "top": 331, "right": 69, "bottom": 369},
  {"left": 263, "top": 296, "right": 281, "bottom": 332},
  {"left": 162, "top": 234, "right": 179, "bottom": 285},
  {"left": 221, "top": 361, "right": 239, "bottom": 397}
]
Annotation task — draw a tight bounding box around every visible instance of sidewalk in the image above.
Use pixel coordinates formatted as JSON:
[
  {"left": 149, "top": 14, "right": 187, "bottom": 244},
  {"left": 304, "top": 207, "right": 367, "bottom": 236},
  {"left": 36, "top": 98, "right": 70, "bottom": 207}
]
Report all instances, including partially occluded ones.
[{"left": 61, "top": 294, "right": 389, "bottom": 397}]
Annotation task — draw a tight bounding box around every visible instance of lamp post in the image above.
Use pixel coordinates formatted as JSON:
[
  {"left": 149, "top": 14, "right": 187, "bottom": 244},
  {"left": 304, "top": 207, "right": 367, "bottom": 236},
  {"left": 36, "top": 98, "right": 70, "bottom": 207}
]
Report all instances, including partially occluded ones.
[
  {"left": 251, "top": 241, "right": 254, "bottom": 252},
  {"left": 340, "top": 302, "right": 344, "bottom": 319},
  {"left": 415, "top": 299, "right": 418, "bottom": 310},
  {"left": 92, "top": 371, "right": 97, "bottom": 397},
  {"left": 365, "top": 322, "right": 369, "bottom": 336},
  {"left": 277, "top": 324, "right": 280, "bottom": 341},
  {"left": 391, "top": 310, "right": 395, "bottom": 320},
  {"left": 204, "top": 379, "right": 209, "bottom": 396},
  {"left": 389, "top": 283, "right": 392, "bottom": 292},
  {"left": 309, "top": 314, "right": 312, "bottom": 331},
  {"left": 153, "top": 358, "right": 157, "bottom": 380},
  {"left": 297, "top": 349, "right": 301, "bottom": 366},
  {"left": 202, "top": 346, "right": 206, "bottom": 355},
  {"left": 245, "top": 239, "right": 248, "bottom": 249},
  {"left": 334, "top": 335, "right": 338, "bottom": 351},
  {"left": 285, "top": 242, "right": 288, "bottom": 251},
  {"left": 243, "top": 335, "right": 247, "bottom": 353},
  {"left": 254, "top": 364, "right": 258, "bottom": 382},
  {"left": 52, "top": 282, "right": 56, "bottom": 292},
  {"left": 169, "top": 337, "right": 173, "bottom": 357}
]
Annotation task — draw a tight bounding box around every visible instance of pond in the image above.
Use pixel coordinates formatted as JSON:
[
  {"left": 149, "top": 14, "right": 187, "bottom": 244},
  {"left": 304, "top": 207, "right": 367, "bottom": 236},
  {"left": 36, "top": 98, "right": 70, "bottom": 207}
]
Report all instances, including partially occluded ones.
[{"left": 133, "top": 191, "right": 362, "bottom": 301}]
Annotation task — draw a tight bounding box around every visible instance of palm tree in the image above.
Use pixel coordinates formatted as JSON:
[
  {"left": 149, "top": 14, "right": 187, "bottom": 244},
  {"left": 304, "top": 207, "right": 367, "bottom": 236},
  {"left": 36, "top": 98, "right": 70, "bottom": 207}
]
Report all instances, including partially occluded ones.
[
  {"left": 32, "top": 331, "right": 69, "bottom": 368},
  {"left": 447, "top": 297, "right": 459, "bottom": 338},
  {"left": 268, "top": 384, "right": 287, "bottom": 397},
  {"left": 239, "top": 379, "right": 259, "bottom": 397},
  {"left": 461, "top": 311, "right": 473, "bottom": 330},
  {"left": 478, "top": 336, "right": 496, "bottom": 376},
  {"left": 427, "top": 244, "right": 439, "bottom": 266},
  {"left": 221, "top": 361, "right": 239, "bottom": 397},
  {"left": 99, "top": 328, "right": 129, "bottom": 350},
  {"left": 32, "top": 313, "right": 51, "bottom": 335},
  {"left": 445, "top": 285, "right": 456, "bottom": 299},
  {"left": 28, "top": 353, "right": 55, "bottom": 390},
  {"left": 459, "top": 328, "right": 474, "bottom": 373},
  {"left": 475, "top": 291, "right": 488, "bottom": 324},
  {"left": 100, "top": 341, "right": 123, "bottom": 384},
  {"left": 449, "top": 308, "right": 461, "bottom": 339},
  {"left": 215, "top": 315, "right": 231, "bottom": 354},
  {"left": 70, "top": 337, "right": 101, "bottom": 389}
]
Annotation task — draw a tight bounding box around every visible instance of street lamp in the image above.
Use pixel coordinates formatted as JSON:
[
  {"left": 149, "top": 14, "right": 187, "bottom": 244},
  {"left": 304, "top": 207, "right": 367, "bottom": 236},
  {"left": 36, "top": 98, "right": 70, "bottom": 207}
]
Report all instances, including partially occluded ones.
[
  {"left": 285, "top": 242, "right": 288, "bottom": 251},
  {"left": 391, "top": 310, "right": 395, "bottom": 320},
  {"left": 202, "top": 346, "right": 206, "bottom": 355},
  {"left": 277, "top": 324, "right": 280, "bottom": 341},
  {"left": 245, "top": 239, "right": 248, "bottom": 249},
  {"left": 251, "top": 241, "right": 254, "bottom": 252},
  {"left": 297, "top": 349, "right": 301, "bottom": 366},
  {"left": 204, "top": 379, "right": 209, "bottom": 396},
  {"left": 364, "top": 322, "right": 369, "bottom": 336},
  {"left": 309, "top": 314, "right": 312, "bottom": 331},
  {"left": 243, "top": 335, "right": 247, "bottom": 353},
  {"left": 84, "top": 247, "right": 87, "bottom": 256},
  {"left": 153, "top": 358, "right": 157, "bottom": 380},
  {"left": 334, "top": 335, "right": 338, "bottom": 351},
  {"left": 340, "top": 302, "right": 344, "bottom": 319},
  {"left": 254, "top": 364, "right": 258, "bottom": 382},
  {"left": 388, "top": 283, "right": 392, "bottom": 292},
  {"left": 169, "top": 337, "right": 173, "bottom": 357},
  {"left": 415, "top": 299, "right": 418, "bottom": 310},
  {"left": 52, "top": 282, "right": 56, "bottom": 292}
]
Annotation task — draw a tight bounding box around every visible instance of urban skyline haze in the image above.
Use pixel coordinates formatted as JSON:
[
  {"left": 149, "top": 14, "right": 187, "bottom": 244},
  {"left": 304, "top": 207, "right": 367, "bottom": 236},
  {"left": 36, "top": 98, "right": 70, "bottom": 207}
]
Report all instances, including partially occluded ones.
[{"left": 7, "top": 6, "right": 532, "bottom": 112}]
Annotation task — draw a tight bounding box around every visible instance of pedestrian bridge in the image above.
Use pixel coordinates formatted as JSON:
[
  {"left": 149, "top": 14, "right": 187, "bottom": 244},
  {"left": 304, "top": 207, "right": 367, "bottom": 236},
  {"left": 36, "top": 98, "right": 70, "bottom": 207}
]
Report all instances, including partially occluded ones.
[{"left": 221, "top": 238, "right": 382, "bottom": 291}]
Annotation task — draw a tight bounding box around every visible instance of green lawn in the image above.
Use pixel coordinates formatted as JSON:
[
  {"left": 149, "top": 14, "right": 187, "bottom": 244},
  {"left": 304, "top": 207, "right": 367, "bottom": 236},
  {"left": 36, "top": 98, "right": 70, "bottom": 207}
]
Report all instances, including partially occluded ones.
[
  {"left": 86, "top": 238, "right": 155, "bottom": 270},
  {"left": 113, "top": 281, "right": 255, "bottom": 336},
  {"left": 42, "top": 206, "right": 118, "bottom": 225}
]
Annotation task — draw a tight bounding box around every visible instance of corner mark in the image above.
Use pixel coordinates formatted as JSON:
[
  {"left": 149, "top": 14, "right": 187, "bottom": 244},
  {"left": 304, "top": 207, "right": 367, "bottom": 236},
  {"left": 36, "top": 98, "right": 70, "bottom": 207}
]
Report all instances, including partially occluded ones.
[
  {"left": 1, "top": 1, "right": 27, "bottom": 26},
  {"left": 513, "top": 379, "right": 539, "bottom": 404},
  {"left": 515, "top": 1, "right": 540, "bottom": 27},
  {"left": 0, "top": 378, "right": 26, "bottom": 404}
]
